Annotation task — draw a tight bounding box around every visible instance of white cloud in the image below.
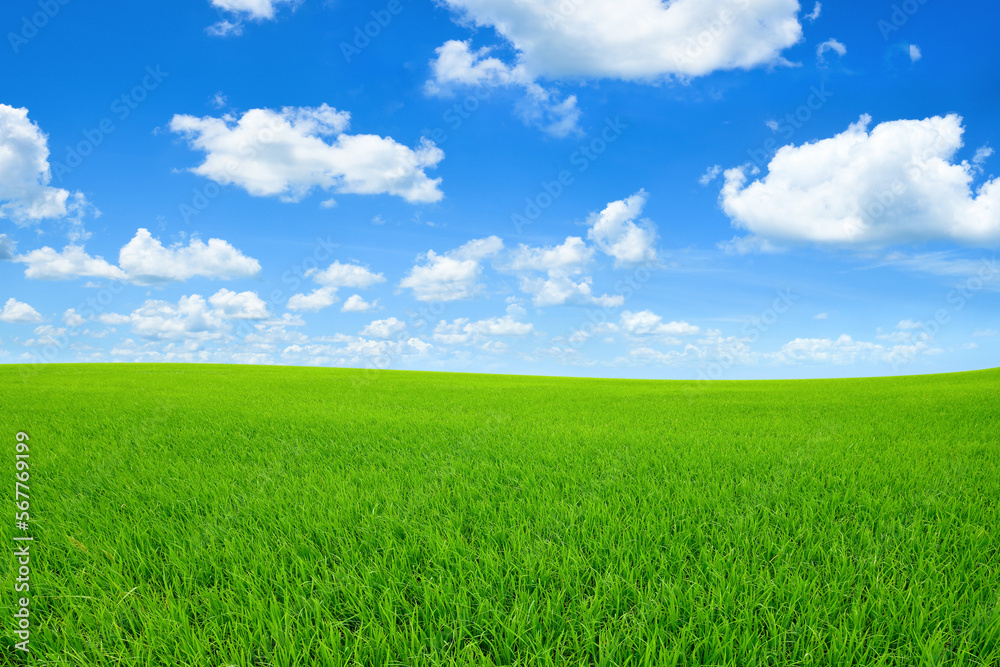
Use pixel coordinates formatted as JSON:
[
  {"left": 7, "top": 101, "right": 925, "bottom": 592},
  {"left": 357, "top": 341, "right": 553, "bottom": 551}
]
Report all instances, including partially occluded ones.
[
  {"left": 805, "top": 2, "right": 822, "bottom": 21},
  {"left": 341, "top": 294, "right": 378, "bottom": 312},
  {"left": 518, "top": 273, "right": 622, "bottom": 308},
  {"left": 433, "top": 314, "right": 534, "bottom": 346},
  {"left": 505, "top": 234, "right": 622, "bottom": 307},
  {"left": 973, "top": 328, "right": 997, "bottom": 337},
  {"left": 120, "top": 289, "right": 269, "bottom": 340},
  {"left": 0, "top": 298, "right": 43, "bottom": 324},
  {"left": 360, "top": 317, "right": 407, "bottom": 339},
  {"left": 909, "top": 44, "right": 922, "bottom": 62},
  {"left": 210, "top": 0, "right": 293, "bottom": 20},
  {"left": 288, "top": 261, "right": 385, "bottom": 312},
  {"left": 118, "top": 229, "right": 261, "bottom": 284},
  {"left": 63, "top": 309, "right": 85, "bottom": 327},
  {"left": 287, "top": 287, "right": 338, "bottom": 312},
  {"left": 208, "top": 289, "right": 269, "bottom": 319},
  {"left": 435, "top": 0, "right": 804, "bottom": 81},
  {"left": 426, "top": 41, "right": 581, "bottom": 137},
  {"left": 973, "top": 146, "right": 993, "bottom": 171},
  {"left": 508, "top": 236, "right": 593, "bottom": 273},
  {"left": 400, "top": 236, "right": 503, "bottom": 302},
  {"left": 0, "top": 104, "right": 88, "bottom": 225},
  {"left": 169, "top": 105, "right": 444, "bottom": 204},
  {"left": 586, "top": 190, "right": 658, "bottom": 266},
  {"left": 815, "top": 38, "right": 846, "bottom": 65},
  {"left": 721, "top": 114, "right": 1000, "bottom": 248},
  {"left": 309, "top": 261, "right": 385, "bottom": 288},
  {"left": 813, "top": 312, "right": 829, "bottom": 320},
  {"left": 621, "top": 310, "right": 700, "bottom": 337},
  {"left": 15, "top": 245, "right": 126, "bottom": 281},
  {"left": 207, "top": 0, "right": 298, "bottom": 36},
  {"left": 773, "top": 334, "right": 930, "bottom": 365},
  {"left": 699, "top": 165, "right": 722, "bottom": 186}
]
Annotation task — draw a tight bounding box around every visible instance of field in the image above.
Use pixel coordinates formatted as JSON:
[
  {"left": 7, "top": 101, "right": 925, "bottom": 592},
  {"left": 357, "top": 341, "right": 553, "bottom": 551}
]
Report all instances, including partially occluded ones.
[{"left": 2, "top": 364, "right": 999, "bottom": 666}]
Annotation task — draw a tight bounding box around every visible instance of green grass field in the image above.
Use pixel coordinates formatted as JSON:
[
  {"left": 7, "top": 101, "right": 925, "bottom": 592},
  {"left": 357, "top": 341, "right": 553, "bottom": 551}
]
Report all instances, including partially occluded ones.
[{"left": 2, "top": 364, "right": 999, "bottom": 666}]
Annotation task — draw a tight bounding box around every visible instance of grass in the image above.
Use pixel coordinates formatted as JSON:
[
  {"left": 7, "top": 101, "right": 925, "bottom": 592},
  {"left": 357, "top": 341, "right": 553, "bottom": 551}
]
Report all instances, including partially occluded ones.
[{"left": 1, "top": 363, "right": 999, "bottom": 666}]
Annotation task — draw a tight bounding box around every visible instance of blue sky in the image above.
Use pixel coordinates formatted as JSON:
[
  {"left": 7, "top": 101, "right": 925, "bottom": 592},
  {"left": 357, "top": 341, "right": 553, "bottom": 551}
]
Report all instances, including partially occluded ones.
[{"left": 0, "top": 0, "right": 997, "bottom": 379}]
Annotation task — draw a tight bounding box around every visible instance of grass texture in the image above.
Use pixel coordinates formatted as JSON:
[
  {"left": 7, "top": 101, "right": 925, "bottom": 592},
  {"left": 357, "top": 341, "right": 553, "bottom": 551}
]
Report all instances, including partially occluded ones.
[{"left": 1, "top": 364, "right": 999, "bottom": 666}]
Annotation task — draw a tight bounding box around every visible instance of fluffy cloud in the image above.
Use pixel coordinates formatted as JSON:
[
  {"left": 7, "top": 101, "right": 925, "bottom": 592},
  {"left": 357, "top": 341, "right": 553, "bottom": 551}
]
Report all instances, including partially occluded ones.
[
  {"left": 506, "top": 234, "right": 622, "bottom": 307},
  {"left": 15, "top": 245, "right": 126, "bottom": 281},
  {"left": 720, "top": 114, "right": 1000, "bottom": 248},
  {"left": 360, "top": 317, "right": 407, "bottom": 339},
  {"left": 119, "top": 229, "right": 261, "bottom": 284},
  {"left": 118, "top": 289, "right": 268, "bottom": 340},
  {"left": 207, "top": 0, "right": 298, "bottom": 36},
  {"left": 0, "top": 105, "right": 88, "bottom": 225},
  {"left": 621, "top": 310, "right": 700, "bottom": 337},
  {"left": 508, "top": 236, "right": 593, "bottom": 273},
  {"left": 586, "top": 190, "right": 658, "bottom": 266},
  {"left": 208, "top": 289, "right": 269, "bottom": 319},
  {"left": 309, "top": 261, "right": 385, "bottom": 289},
  {"left": 287, "top": 261, "right": 385, "bottom": 312},
  {"left": 0, "top": 298, "right": 43, "bottom": 324},
  {"left": 14, "top": 229, "right": 261, "bottom": 283},
  {"left": 773, "top": 334, "right": 932, "bottom": 365},
  {"left": 400, "top": 236, "right": 503, "bottom": 302},
  {"left": 169, "top": 105, "right": 444, "bottom": 204},
  {"left": 435, "top": 0, "right": 803, "bottom": 81},
  {"left": 287, "top": 288, "right": 338, "bottom": 313},
  {"left": 341, "top": 295, "right": 378, "bottom": 312},
  {"left": 909, "top": 44, "right": 922, "bottom": 62},
  {"left": 433, "top": 313, "right": 534, "bottom": 345},
  {"left": 518, "top": 273, "right": 622, "bottom": 308},
  {"left": 210, "top": 0, "right": 294, "bottom": 19},
  {"left": 426, "top": 41, "right": 581, "bottom": 137}
]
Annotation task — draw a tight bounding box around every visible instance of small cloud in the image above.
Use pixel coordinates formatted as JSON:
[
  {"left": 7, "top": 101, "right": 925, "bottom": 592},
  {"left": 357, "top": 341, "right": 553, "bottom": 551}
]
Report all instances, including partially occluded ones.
[
  {"left": 813, "top": 312, "right": 829, "bottom": 320},
  {"left": 973, "top": 328, "right": 997, "bottom": 337},
  {"left": 320, "top": 198, "right": 337, "bottom": 209},
  {"left": 209, "top": 92, "right": 228, "bottom": 109},
  {"left": 973, "top": 146, "right": 993, "bottom": 172},
  {"left": 897, "top": 319, "right": 922, "bottom": 330},
  {"left": 699, "top": 165, "right": 722, "bottom": 186},
  {"left": 0, "top": 298, "right": 44, "bottom": 324},
  {"left": 765, "top": 119, "right": 780, "bottom": 132},
  {"left": 371, "top": 215, "right": 386, "bottom": 225},
  {"left": 909, "top": 44, "right": 922, "bottom": 62},
  {"left": 341, "top": 295, "right": 379, "bottom": 312},
  {"left": 816, "top": 38, "right": 847, "bottom": 65},
  {"left": 805, "top": 2, "right": 822, "bottom": 21}
]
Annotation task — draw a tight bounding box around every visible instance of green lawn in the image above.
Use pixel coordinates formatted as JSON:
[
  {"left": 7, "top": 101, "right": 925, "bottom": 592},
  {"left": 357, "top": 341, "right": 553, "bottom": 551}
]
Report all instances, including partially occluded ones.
[{"left": 2, "top": 364, "right": 999, "bottom": 666}]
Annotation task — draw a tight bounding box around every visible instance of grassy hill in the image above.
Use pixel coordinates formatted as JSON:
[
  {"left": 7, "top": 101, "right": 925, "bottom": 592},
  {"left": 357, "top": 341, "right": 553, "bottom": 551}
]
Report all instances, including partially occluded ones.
[{"left": 2, "top": 364, "right": 999, "bottom": 665}]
